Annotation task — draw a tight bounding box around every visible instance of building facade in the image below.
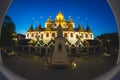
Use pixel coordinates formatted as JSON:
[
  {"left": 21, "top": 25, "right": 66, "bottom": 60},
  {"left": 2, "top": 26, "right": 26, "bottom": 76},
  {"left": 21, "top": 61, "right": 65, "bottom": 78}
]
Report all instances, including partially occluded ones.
[{"left": 25, "top": 11, "right": 94, "bottom": 46}]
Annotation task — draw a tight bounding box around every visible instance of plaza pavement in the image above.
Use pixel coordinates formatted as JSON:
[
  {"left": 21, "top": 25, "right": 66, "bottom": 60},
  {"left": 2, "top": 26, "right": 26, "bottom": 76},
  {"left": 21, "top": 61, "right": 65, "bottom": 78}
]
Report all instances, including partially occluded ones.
[
  {"left": 0, "top": 72, "right": 7, "bottom": 80},
  {"left": 1, "top": 53, "right": 117, "bottom": 80}
]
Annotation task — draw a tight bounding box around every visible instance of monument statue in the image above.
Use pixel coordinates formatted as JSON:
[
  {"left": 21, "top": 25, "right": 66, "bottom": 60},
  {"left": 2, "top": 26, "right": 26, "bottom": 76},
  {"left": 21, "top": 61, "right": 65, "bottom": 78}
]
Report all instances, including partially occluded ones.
[
  {"left": 50, "top": 25, "right": 70, "bottom": 68},
  {"left": 57, "top": 25, "right": 63, "bottom": 37}
]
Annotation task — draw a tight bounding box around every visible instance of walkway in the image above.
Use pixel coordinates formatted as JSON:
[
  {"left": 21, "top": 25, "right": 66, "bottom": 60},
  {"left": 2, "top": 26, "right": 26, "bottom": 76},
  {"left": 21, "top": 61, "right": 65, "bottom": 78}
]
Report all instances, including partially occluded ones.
[{"left": 2, "top": 53, "right": 117, "bottom": 80}]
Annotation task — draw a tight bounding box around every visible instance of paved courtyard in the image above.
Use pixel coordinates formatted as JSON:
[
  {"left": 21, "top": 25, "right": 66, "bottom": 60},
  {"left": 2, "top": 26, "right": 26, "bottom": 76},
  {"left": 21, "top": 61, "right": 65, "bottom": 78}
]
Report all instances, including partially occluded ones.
[{"left": 1, "top": 53, "right": 117, "bottom": 80}]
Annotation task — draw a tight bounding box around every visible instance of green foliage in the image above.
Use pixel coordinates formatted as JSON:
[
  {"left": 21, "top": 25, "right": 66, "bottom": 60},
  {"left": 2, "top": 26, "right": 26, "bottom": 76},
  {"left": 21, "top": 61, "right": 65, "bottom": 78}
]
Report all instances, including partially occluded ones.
[{"left": 0, "top": 15, "right": 16, "bottom": 47}]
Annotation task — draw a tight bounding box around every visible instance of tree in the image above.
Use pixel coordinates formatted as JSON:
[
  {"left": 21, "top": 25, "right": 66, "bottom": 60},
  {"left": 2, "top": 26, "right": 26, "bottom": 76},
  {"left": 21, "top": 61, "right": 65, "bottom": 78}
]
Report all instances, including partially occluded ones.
[
  {"left": 96, "top": 33, "right": 119, "bottom": 48},
  {"left": 0, "top": 15, "right": 16, "bottom": 47}
]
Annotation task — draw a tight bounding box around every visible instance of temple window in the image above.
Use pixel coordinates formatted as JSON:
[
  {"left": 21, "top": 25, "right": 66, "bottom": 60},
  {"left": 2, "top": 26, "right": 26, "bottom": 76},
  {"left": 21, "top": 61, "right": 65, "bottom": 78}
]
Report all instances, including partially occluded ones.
[
  {"left": 90, "top": 34, "right": 92, "bottom": 38},
  {"left": 76, "top": 34, "right": 79, "bottom": 39},
  {"left": 36, "top": 33, "right": 38, "bottom": 37},
  {"left": 41, "top": 34, "right": 43, "bottom": 39},
  {"left": 70, "top": 33, "right": 73, "bottom": 37},
  {"left": 52, "top": 33, "right": 55, "bottom": 37},
  {"left": 46, "top": 33, "right": 49, "bottom": 37},
  {"left": 27, "top": 33, "right": 29, "bottom": 37},
  {"left": 31, "top": 33, "right": 34, "bottom": 37},
  {"left": 81, "top": 34, "right": 83, "bottom": 38},
  {"left": 86, "top": 34, "right": 88, "bottom": 38},
  {"left": 64, "top": 33, "right": 68, "bottom": 37}
]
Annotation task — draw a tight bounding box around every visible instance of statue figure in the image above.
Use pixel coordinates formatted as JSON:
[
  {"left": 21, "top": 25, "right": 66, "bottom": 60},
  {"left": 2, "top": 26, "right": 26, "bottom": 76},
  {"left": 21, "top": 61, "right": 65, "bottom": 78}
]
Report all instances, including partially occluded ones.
[{"left": 57, "top": 25, "right": 63, "bottom": 37}]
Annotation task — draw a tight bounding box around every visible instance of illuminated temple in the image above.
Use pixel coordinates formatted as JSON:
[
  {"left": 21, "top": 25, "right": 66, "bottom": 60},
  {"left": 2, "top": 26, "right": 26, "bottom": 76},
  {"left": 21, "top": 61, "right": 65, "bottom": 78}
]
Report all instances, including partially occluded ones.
[{"left": 25, "top": 11, "right": 94, "bottom": 46}]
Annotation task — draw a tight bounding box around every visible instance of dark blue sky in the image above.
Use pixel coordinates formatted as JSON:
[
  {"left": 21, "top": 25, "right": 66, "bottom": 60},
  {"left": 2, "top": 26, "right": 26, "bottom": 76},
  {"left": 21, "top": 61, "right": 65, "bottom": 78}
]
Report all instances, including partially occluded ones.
[{"left": 6, "top": 0, "right": 118, "bottom": 37}]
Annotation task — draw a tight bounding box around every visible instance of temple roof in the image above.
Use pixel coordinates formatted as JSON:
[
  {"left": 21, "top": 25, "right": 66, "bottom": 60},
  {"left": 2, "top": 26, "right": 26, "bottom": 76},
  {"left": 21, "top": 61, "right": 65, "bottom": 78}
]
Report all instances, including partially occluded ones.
[
  {"left": 28, "top": 24, "right": 33, "bottom": 32},
  {"left": 27, "top": 11, "right": 93, "bottom": 33},
  {"left": 36, "top": 24, "right": 42, "bottom": 31},
  {"left": 57, "top": 11, "right": 63, "bottom": 16},
  {"left": 78, "top": 23, "right": 84, "bottom": 32},
  {"left": 46, "top": 16, "right": 51, "bottom": 22},
  {"left": 68, "top": 16, "right": 73, "bottom": 23},
  {"left": 86, "top": 24, "right": 92, "bottom": 32},
  {"left": 55, "top": 11, "right": 66, "bottom": 21}
]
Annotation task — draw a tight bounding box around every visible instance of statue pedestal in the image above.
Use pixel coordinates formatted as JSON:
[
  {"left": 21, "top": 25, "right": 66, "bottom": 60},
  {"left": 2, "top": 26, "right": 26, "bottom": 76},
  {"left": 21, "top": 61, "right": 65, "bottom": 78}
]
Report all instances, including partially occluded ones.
[
  {"left": 50, "top": 38, "right": 70, "bottom": 68},
  {"left": 51, "top": 52, "right": 69, "bottom": 66}
]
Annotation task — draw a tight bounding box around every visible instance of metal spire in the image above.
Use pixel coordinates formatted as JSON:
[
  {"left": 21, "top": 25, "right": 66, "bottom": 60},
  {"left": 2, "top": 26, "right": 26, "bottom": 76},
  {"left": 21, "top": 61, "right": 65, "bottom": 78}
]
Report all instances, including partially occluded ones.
[
  {"left": 85, "top": 17, "right": 88, "bottom": 25},
  {"left": 32, "top": 17, "right": 35, "bottom": 25},
  {"left": 78, "top": 16, "right": 80, "bottom": 24},
  {"left": 39, "top": 16, "right": 42, "bottom": 27}
]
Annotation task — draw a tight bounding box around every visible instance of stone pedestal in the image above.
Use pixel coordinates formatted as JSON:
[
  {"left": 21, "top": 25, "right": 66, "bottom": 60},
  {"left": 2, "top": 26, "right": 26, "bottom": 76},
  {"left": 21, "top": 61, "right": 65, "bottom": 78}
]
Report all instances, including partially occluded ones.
[
  {"left": 51, "top": 52, "right": 68, "bottom": 65},
  {"left": 51, "top": 38, "right": 69, "bottom": 67}
]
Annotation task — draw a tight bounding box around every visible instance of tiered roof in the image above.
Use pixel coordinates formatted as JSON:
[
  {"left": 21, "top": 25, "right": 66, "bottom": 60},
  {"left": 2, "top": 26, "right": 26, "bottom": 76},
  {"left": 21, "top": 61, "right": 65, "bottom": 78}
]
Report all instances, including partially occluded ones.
[{"left": 27, "top": 11, "right": 92, "bottom": 32}]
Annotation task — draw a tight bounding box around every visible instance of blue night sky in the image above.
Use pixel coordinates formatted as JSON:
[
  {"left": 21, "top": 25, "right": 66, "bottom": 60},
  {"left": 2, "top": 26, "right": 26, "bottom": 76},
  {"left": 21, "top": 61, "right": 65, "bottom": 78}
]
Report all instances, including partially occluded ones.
[{"left": 6, "top": 0, "right": 118, "bottom": 37}]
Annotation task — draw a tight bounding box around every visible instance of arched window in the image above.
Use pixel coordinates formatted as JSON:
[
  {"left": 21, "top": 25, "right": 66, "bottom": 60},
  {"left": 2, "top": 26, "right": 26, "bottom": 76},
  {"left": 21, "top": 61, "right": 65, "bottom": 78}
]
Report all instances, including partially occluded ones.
[
  {"left": 70, "top": 33, "right": 73, "bottom": 37},
  {"left": 81, "top": 33, "right": 83, "bottom": 38},
  {"left": 64, "top": 33, "right": 68, "bottom": 37},
  {"left": 36, "top": 33, "right": 38, "bottom": 36},
  {"left": 86, "top": 34, "right": 88, "bottom": 38},
  {"left": 76, "top": 34, "right": 79, "bottom": 39},
  {"left": 46, "top": 33, "right": 49, "bottom": 37},
  {"left": 52, "top": 33, "right": 55, "bottom": 37},
  {"left": 90, "top": 34, "right": 92, "bottom": 38},
  {"left": 35, "top": 33, "right": 38, "bottom": 38},
  {"left": 27, "top": 33, "right": 29, "bottom": 37},
  {"left": 31, "top": 33, "right": 34, "bottom": 37},
  {"left": 41, "top": 34, "right": 43, "bottom": 39}
]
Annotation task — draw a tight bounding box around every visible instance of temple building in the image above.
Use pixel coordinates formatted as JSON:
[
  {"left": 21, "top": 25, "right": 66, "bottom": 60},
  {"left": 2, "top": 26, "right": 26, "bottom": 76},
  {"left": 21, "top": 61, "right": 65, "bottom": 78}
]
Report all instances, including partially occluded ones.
[{"left": 25, "top": 11, "right": 94, "bottom": 46}]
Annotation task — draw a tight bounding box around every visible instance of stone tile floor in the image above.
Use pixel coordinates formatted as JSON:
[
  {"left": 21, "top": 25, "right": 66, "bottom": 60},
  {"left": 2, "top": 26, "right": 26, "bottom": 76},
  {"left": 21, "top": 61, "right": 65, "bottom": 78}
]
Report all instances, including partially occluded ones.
[{"left": 1, "top": 53, "right": 117, "bottom": 80}]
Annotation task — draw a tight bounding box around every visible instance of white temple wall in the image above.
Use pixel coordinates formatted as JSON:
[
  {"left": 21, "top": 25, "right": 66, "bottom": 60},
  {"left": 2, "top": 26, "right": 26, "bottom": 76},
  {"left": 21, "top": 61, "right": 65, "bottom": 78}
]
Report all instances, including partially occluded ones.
[{"left": 26, "top": 31, "right": 94, "bottom": 44}]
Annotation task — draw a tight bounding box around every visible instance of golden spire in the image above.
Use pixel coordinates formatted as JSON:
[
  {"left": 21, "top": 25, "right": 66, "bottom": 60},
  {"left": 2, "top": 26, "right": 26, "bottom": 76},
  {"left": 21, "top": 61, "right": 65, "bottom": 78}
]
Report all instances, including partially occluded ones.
[
  {"left": 28, "top": 24, "right": 34, "bottom": 32},
  {"left": 85, "top": 17, "right": 92, "bottom": 32},
  {"left": 68, "top": 16, "right": 73, "bottom": 23},
  {"left": 45, "top": 16, "right": 52, "bottom": 29},
  {"left": 86, "top": 24, "right": 92, "bottom": 32},
  {"left": 37, "top": 24, "right": 42, "bottom": 31},
  {"left": 55, "top": 11, "right": 65, "bottom": 21},
  {"left": 58, "top": 11, "right": 62, "bottom": 15},
  {"left": 78, "top": 23, "right": 84, "bottom": 32},
  {"left": 46, "top": 16, "right": 51, "bottom": 22}
]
